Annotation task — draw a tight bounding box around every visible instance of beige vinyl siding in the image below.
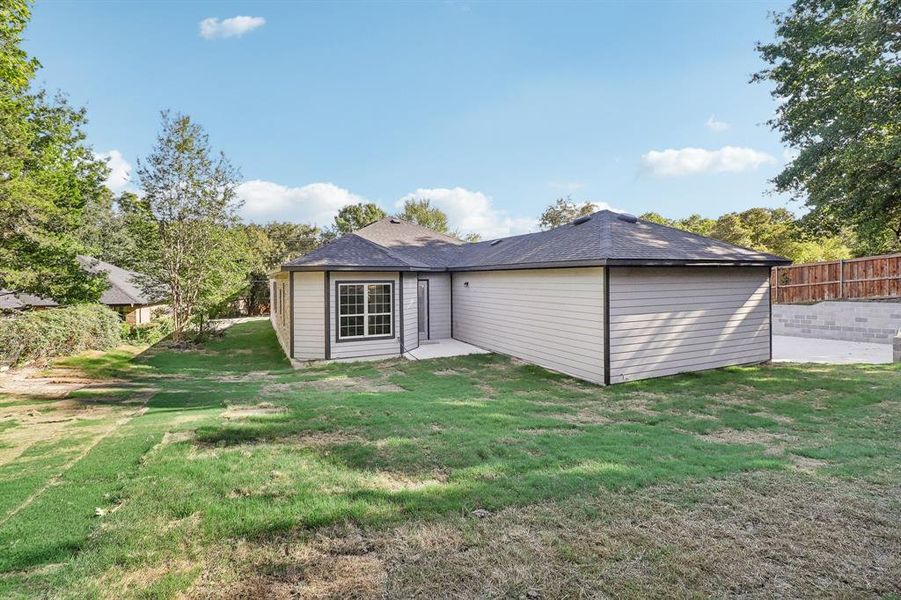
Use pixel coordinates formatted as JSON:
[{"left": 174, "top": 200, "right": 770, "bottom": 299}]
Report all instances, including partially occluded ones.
[
  {"left": 269, "top": 273, "right": 291, "bottom": 357},
  {"left": 418, "top": 273, "right": 451, "bottom": 340},
  {"left": 452, "top": 268, "right": 605, "bottom": 384},
  {"left": 608, "top": 266, "right": 770, "bottom": 383},
  {"left": 330, "top": 272, "right": 401, "bottom": 360},
  {"left": 402, "top": 273, "right": 419, "bottom": 352},
  {"left": 293, "top": 272, "right": 325, "bottom": 360}
]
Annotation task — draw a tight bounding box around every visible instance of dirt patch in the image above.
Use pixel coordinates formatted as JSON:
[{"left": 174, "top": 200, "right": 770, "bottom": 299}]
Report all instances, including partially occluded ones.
[
  {"left": 552, "top": 407, "right": 612, "bottom": 425},
  {"left": 287, "top": 431, "right": 365, "bottom": 448},
  {"left": 215, "top": 372, "right": 279, "bottom": 383},
  {"left": 699, "top": 429, "right": 798, "bottom": 455},
  {"left": 433, "top": 369, "right": 463, "bottom": 377},
  {"left": 262, "top": 377, "right": 404, "bottom": 395},
  {"left": 187, "top": 473, "right": 900, "bottom": 599},
  {"left": 223, "top": 403, "right": 286, "bottom": 419},
  {"left": 789, "top": 454, "right": 830, "bottom": 473},
  {"left": 190, "top": 525, "right": 387, "bottom": 600}
]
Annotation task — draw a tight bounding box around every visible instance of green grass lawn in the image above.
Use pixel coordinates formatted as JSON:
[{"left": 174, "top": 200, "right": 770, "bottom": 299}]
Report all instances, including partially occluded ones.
[{"left": 0, "top": 320, "right": 898, "bottom": 598}]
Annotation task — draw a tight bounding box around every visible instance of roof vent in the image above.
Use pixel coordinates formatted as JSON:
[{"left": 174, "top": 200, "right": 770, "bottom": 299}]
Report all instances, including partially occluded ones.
[
  {"left": 489, "top": 239, "right": 502, "bottom": 246},
  {"left": 572, "top": 215, "right": 591, "bottom": 225},
  {"left": 389, "top": 218, "right": 401, "bottom": 224},
  {"left": 616, "top": 213, "right": 638, "bottom": 223}
]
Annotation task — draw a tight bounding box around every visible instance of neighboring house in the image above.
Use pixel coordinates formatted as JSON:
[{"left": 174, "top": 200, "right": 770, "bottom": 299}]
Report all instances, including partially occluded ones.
[
  {"left": 0, "top": 256, "right": 163, "bottom": 325},
  {"left": 270, "top": 210, "right": 790, "bottom": 384}
]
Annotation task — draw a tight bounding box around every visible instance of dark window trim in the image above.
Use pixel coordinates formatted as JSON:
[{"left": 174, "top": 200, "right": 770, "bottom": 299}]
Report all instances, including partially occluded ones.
[{"left": 333, "top": 279, "right": 396, "bottom": 343}]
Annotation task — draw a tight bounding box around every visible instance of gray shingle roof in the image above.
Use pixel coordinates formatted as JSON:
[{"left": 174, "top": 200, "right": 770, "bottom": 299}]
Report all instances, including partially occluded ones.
[
  {"left": 282, "top": 211, "right": 790, "bottom": 272},
  {"left": 77, "top": 256, "right": 155, "bottom": 305},
  {"left": 1, "top": 257, "right": 156, "bottom": 310}
]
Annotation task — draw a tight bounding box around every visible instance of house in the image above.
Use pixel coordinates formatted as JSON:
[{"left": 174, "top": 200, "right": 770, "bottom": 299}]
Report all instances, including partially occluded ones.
[
  {"left": 270, "top": 210, "right": 790, "bottom": 384},
  {"left": 0, "top": 256, "right": 163, "bottom": 325}
]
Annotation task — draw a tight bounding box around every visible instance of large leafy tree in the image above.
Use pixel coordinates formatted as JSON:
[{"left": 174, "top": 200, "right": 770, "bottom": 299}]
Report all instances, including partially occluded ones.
[
  {"left": 239, "top": 222, "right": 324, "bottom": 314},
  {"left": 639, "top": 207, "right": 852, "bottom": 263},
  {"left": 537, "top": 197, "right": 597, "bottom": 230},
  {"left": 333, "top": 202, "right": 386, "bottom": 234},
  {"left": 0, "top": 0, "right": 108, "bottom": 303},
  {"left": 397, "top": 198, "right": 450, "bottom": 233},
  {"left": 754, "top": 0, "right": 901, "bottom": 254},
  {"left": 136, "top": 111, "right": 244, "bottom": 338}
]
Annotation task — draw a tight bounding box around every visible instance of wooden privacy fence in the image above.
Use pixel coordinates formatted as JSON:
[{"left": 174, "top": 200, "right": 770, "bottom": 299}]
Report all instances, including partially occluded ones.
[{"left": 771, "top": 253, "right": 901, "bottom": 304}]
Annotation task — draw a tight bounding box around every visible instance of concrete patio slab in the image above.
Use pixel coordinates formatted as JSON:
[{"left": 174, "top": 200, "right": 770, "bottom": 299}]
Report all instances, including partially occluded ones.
[
  {"left": 404, "top": 339, "right": 489, "bottom": 361},
  {"left": 772, "top": 335, "right": 892, "bottom": 364}
]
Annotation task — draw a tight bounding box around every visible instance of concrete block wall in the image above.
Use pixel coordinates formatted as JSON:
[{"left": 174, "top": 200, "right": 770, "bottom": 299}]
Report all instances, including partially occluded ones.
[{"left": 773, "top": 301, "right": 901, "bottom": 344}]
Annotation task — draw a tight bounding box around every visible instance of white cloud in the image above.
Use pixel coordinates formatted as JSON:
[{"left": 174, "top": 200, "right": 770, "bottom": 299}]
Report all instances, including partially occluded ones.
[
  {"left": 97, "top": 150, "right": 132, "bottom": 194},
  {"left": 782, "top": 148, "right": 800, "bottom": 162},
  {"left": 641, "top": 146, "right": 775, "bottom": 177},
  {"left": 199, "top": 16, "right": 265, "bottom": 39},
  {"left": 397, "top": 187, "right": 536, "bottom": 239},
  {"left": 705, "top": 115, "right": 730, "bottom": 132},
  {"left": 237, "top": 180, "right": 369, "bottom": 225}
]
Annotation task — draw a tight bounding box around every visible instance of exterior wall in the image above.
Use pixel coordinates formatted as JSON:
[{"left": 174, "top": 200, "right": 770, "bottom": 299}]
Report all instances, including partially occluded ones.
[
  {"left": 608, "top": 266, "right": 770, "bottom": 383},
  {"left": 269, "top": 273, "right": 291, "bottom": 357},
  {"left": 294, "top": 272, "right": 325, "bottom": 360},
  {"left": 120, "top": 305, "right": 153, "bottom": 325},
  {"left": 773, "top": 301, "right": 901, "bottom": 344},
  {"left": 451, "top": 267, "right": 605, "bottom": 384},
  {"left": 402, "top": 273, "right": 419, "bottom": 352},
  {"left": 329, "top": 272, "right": 402, "bottom": 360},
  {"left": 418, "top": 273, "right": 451, "bottom": 340}
]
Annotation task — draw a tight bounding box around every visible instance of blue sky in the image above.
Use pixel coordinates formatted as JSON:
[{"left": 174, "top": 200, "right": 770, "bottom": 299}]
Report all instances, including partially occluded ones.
[{"left": 26, "top": 0, "right": 794, "bottom": 238}]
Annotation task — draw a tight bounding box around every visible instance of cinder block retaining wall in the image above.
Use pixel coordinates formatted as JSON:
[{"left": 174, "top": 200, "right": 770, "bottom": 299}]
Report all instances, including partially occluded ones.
[{"left": 773, "top": 301, "right": 901, "bottom": 344}]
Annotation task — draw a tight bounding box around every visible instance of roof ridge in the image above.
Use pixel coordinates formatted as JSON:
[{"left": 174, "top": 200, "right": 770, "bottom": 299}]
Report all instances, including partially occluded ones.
[{"left": 349, "top": 234, "right": 424, "bottom": 268}]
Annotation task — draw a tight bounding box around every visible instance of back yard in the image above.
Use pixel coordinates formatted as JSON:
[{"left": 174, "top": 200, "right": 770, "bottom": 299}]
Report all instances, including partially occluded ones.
[{"left": 0, "top": 320, "right": 898, "bottom": 598}]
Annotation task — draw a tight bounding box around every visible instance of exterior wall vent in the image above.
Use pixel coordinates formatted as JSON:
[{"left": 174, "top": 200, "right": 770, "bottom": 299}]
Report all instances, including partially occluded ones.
[
  {"left": 617, "top": 213, "right": 638, "bottom": 223},
  {"left": 572, "top": 215, "right": 591, "bottom": 225}
]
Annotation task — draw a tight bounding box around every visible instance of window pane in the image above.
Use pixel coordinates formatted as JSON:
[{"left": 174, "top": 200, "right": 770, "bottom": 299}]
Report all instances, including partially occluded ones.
[
  {"left": 339, "top": 315, "right": 364, "bottom": 338},
  {"left": 368, "top": 283, "right": 391, "bottom": 314},
  {"left": 368, "top": 313, "right": 391, "bottom": 336},
  {"left": 339, "top": 284, "right": 364, "bottom": 316}
]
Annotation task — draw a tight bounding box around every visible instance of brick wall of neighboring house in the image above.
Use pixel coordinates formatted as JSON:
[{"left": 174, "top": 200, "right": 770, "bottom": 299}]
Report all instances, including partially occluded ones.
[{"left": 773, "top": 301, "right": 901, "bottom": 344}]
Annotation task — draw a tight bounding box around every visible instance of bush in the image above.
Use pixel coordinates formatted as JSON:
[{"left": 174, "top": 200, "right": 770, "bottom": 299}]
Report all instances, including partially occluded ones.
[
  {"left": 121, "top": 317, "right": 173, "bottom": 346},
  {"left": 0, "top": 304, "right": 122, "bottom": 367}
]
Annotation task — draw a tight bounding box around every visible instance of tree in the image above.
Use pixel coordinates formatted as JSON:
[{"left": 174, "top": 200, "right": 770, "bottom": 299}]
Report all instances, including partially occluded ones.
[
  {"left": 537, "top": 197, "right": 597, "bottom": 230},
  {"left": 333, "top": 202, "right": 386, "bottom": 235},
  {"left": 754, "top": 0, "right": 901, "bottom": 254},
  {"left": 238, "top": 222, "right": 324, "bottom": 315},
  {"left": 0, "top": 1, "right": 108, "bottom": 303},
  {"left": 640, "top": 207, "right": 852, "bottom": 263},
  {"left": 397, "top": 198, "right": 450, "bottom": 233},
  {"left": 136, "top": 111, "right": 244, "bottom": 339}
]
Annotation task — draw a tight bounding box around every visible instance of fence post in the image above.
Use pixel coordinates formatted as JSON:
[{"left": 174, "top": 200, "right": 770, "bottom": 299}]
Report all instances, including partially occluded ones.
[
  {"left": 838, "top": 259, "right": 844, "bottom": 299},
  {"left": 772, "top": 266, "right": 778, "bottom": 304}
]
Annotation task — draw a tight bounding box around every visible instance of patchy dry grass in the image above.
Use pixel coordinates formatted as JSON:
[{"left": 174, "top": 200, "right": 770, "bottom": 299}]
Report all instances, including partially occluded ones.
[{"left": 0, "top": 320, "right": 898, "bottom": 599}]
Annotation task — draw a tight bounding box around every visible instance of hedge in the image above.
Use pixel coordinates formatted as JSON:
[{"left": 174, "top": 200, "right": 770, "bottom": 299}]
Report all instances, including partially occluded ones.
[{"left": 0, "top": 304, "right": 122, "bottom": 366}]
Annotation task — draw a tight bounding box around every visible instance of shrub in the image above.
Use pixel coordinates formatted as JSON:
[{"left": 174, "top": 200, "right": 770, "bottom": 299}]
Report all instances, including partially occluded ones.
[
  {"left": 0, "top": 304, "right": 122, "bottom": 366},
  {"left": 121, "top": 317, "right": 173, "bottom": 346}
]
